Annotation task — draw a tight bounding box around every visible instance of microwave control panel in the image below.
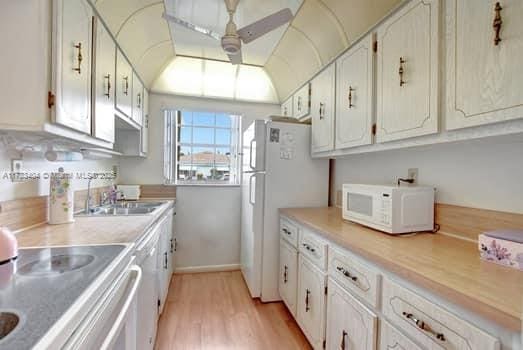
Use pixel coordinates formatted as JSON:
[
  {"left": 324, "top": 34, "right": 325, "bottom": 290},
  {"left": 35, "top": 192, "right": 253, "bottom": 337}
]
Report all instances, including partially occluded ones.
[{"left": 379, "top": 194, "right": 391, "bottom": 225}]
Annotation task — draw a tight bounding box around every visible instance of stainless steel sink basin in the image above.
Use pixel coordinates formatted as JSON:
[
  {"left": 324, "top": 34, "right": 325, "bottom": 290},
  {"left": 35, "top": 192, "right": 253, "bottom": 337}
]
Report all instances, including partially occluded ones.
[
  {"left": 0, "top": 312, "right": 19, "bottom": 340},
  {"left": 18, "top": 254, "right": 95, "bottom": 276},
  {"left": 76, "top": 202, "right": 163, "bottom": 217}
]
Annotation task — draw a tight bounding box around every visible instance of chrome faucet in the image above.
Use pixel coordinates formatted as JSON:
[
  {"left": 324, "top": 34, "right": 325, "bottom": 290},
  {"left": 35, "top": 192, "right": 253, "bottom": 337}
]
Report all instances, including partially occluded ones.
[{"left": 85, "top": 178, "right": 93, "bottom": 214}]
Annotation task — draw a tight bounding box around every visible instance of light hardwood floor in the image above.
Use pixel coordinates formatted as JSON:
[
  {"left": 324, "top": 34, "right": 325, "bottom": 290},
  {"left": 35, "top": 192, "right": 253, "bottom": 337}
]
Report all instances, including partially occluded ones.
[{"left": 155, "top": 271, "right": 312, "bottom": 350}]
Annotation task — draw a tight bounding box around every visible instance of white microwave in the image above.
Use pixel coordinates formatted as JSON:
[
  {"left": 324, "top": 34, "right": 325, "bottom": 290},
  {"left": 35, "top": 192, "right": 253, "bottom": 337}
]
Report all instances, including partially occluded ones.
[{"left": 342, "top": 184, "right": 435, "bottom": 234}]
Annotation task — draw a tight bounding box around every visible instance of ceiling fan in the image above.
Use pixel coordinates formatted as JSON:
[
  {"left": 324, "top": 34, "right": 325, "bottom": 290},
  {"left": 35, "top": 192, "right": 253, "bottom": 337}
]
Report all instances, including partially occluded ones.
[{"left": 163, "top": 0, "right": 294, "bottom": 65}]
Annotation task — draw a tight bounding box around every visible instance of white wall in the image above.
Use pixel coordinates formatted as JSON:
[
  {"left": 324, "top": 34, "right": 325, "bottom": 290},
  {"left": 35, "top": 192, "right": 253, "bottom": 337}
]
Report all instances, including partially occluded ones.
[
  {"left": 333, "top": 136, "right": 523, "bottom": 214},
  {"left": 119, "top": 93, "right": 280, "bottom": 269},
  {"left": 0, "top": 150, "right": 117, "bottom": 202}
]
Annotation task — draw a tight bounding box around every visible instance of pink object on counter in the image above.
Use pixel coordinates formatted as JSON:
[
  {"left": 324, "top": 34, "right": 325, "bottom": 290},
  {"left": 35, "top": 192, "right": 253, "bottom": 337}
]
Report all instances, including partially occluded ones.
[
  {"left": 0, "top": 227, "right": 17, "bottom": 288},
  {"left": 0, "top": 227, "right": 17, "bottom": 262},
  {"left": 479, "top": 230, "right": 523, "bottom": 271}
]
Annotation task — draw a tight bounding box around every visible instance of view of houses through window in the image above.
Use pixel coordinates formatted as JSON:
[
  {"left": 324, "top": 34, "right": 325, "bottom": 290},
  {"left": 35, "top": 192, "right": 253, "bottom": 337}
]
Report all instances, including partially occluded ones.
[{"left": 164, "top": 110, "right": 241, "bottom": 185}]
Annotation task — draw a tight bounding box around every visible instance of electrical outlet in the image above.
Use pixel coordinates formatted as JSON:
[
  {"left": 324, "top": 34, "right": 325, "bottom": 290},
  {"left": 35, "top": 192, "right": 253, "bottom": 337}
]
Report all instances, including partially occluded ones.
[
  {"left": 407, "top": 168, "right": 418, "bottom": 184},
  {"left": 11, "top": 159, "right": 24, "bottom": 182}
]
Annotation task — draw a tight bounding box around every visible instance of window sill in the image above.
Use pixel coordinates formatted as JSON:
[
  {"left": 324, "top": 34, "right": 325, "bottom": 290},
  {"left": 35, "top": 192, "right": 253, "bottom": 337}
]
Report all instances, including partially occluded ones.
[{"left": 174, "top": 183, "right": 240, "bottom": 188}]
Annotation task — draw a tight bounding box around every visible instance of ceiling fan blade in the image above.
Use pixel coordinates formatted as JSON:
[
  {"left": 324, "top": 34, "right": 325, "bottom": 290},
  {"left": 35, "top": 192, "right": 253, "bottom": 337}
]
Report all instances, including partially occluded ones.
[
  {"left": 162, "top": 13, "right": 221, "bottom": 41},
  {"left": 237, "top": 8, "right": 293, "bottom": 44},
  {"left": 228, "top": 50, "right": 243, "bottom": 65}
]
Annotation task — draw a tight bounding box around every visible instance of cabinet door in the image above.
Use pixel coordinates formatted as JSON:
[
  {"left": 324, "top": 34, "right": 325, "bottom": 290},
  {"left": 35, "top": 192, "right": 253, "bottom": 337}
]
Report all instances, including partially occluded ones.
[
  {"left": 137, "top": 242, "right": 159, "bottom": 350},
  {"left": 141, "top": 89, "right": 149, "bottom": 154},
  {"left": 446, "top": 0, "right": 523, "bottom": 130},
  {"left": 311, "top": 65, "right": 336, "bottom": 153},
  {"left": 376, "top": 0, "right": 439, "bottom": 143},
  {"left": 297, "top": 255, "right": 326, "bottom": 349},
  {"left": 379, "top": 320, "right": 422, "bottom": 350},
  {"left": 294, "top": 83, "right": 311, "bottom": 120},
  {"left": 279, "top": 239, "right": 298, "bottom": 317},
  {"left": 281, "top": 97, "right": 293, "bottom": 117},
  {"left": 115, "top": 49, "right": 133, "bottom": 118},
  {"left": 335, "top": 34, "right": 375, "bottom": 149},
  {"left": 132, "top": 71, "right": 143, "bottom": 126},
  {"left": 92, "top": 19, "right": 115, "bottom": 143},
  {"left": 326, "top": 278, "right": 377, "bottom": 350},
  {"left": 53, "top": 0, "right": 92, "bottom": 134}
]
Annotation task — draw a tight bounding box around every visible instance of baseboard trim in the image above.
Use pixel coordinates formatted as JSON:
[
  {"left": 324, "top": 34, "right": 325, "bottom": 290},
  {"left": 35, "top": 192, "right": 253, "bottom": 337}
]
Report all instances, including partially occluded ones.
[{"left": 174, "top": 264, "right": 241, "bottom": 274}]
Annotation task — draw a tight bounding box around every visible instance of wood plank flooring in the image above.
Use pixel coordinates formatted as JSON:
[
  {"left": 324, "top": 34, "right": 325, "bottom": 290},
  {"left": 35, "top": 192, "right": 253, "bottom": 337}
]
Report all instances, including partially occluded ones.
[{"left": 155, "top": 271, "right": 312, "bottom": 350}]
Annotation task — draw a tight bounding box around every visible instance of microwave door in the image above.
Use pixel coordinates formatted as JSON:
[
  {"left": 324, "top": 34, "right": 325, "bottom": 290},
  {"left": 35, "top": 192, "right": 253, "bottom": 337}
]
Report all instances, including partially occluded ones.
[{"left": 346, "top": 192, "right": 375, "bottom": 222}]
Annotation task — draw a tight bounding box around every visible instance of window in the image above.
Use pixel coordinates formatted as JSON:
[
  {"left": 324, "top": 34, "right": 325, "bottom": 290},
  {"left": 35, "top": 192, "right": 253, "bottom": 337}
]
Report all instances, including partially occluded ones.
[{"left": 164, "top": 110, "right": 241, "bottom": 185}]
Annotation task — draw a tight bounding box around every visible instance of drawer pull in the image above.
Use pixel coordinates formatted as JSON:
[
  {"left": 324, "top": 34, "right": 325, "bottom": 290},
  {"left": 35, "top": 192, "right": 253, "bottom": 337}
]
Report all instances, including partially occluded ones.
[
  {"left": 283, "top": 265, "right": 288, "bottom": 283},
  {"left": 282, "top": 228, "right": 292, "bottom": 236},
  {"left": 305, "top": 289, "right": 311, "bottom": 312},
  {"left": 336, "top": 266, "right": 358, "bottom": 282},
  {"left": 302, "top": 243, "right": 316, "bottom": 253},
  {"left": 340, "top": 330, "right": 347, "bottom": 349},
  {"left": 493, "top": 2, "right": 502, "bottom": 46},
  {"left": 170, "top": 238, "right": 174, "bottom": 253},
  {"left": 402, "top": 312, "right": 446, "bottom": 341}
]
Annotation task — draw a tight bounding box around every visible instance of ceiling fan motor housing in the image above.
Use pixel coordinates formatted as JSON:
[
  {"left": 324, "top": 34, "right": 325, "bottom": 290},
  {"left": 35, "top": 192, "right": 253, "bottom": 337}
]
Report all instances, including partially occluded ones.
[{"left": 221, "top": 35, "right": 241, "bottom": 55}]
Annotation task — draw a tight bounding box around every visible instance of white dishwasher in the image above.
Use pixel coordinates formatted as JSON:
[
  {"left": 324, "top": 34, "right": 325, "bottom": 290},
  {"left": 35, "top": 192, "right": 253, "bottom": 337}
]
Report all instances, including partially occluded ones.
[{"left": 135, "top": 221, "right": 161, "bottom": 350}]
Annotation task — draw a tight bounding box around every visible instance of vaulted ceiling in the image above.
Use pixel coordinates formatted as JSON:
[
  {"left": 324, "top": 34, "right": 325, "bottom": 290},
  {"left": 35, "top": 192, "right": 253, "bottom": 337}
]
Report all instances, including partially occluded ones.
[{"left": 93, "top": 0, "right": 401, "bottom": 102}]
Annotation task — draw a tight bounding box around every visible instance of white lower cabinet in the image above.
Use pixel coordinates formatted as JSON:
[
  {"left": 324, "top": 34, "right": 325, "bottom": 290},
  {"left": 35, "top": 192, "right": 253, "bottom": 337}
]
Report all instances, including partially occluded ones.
[
  {"left": 279, "top": 239, "right": 298, "bottom": 317},
  {"left": 380, "top": 320, "right": 422, "bottom": 350},
  {"left": 157, "top": 213, "right": 174, "bottom": 315},
  {"left": 297, "top": 254, "right": 327, "bottom": 350},
  {"left": 326, "top": 278, "right": 377, "bottom": 350}
]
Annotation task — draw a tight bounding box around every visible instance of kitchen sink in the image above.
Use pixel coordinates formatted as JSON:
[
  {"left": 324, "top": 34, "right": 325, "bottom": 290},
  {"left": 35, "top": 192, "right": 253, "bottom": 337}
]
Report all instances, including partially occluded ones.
[
  {"left": 76, "top": 202, "right": 164, "bottom": 217},
  {"left": 0, "top": 312, "right": 19, "bottom": 341},
  {"left": 18, "top": 254, "right": 95, "bottom": 276}
]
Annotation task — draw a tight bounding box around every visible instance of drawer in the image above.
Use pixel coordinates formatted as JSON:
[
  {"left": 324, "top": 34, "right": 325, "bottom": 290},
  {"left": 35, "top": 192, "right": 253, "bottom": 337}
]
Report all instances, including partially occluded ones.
[
  {"left": 328, "top": 245, "right": 381, "bottom": 308},
  {"left": 299, "top": 228, "right": 328, "bottom": 271},
  {"left": 379, "top": 320, "right": 422, "bottom": 350},
  {"left": 280, "top": 218, "right": 299, "bottom": 248},
  {"left": 382, "top": 277, "right": 500, "bottom": 350}
]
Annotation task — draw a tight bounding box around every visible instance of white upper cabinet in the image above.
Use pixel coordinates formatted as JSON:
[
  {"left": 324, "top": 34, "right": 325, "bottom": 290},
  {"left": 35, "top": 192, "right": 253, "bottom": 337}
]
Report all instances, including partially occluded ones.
[
  {"left": 376, "top": 0, "right": 440, "bottom": 143},
  {"left": 281, "top": 97, "right": 293, "bottom": 117},
  {"left": 115, "top": 49, "right": 133, "bottom": 119},
  {"left": 446, "top": 0, "right": 523, "bottom": 130},
  {"left": 326, "top": 278, "right": 377, "bottom": 350},
  {"left": 53, "top": 0, "right": 93, "bottom": 134},
  {"left": 335, "top": 34, "right": 375, "bottom": 150},
  {"left": 293, "top": 83, "right": 311, "bottom": 120},
  {"left": 92, "top": 19, "right": 115, "bottom": 143},
  {"left": 311, "top": 65, "right": 336, "bottom": 154},
  {"left": 141, "top": 89, "right": 149, "bottom": 155},
  {"left": 132, "top": 72, "right": 144, "bottom": 126}
]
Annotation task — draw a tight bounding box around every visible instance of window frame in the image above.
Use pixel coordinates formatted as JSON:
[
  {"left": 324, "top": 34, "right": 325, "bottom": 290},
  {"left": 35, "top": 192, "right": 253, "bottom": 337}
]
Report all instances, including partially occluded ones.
[{"left": 164, "top": 109, "right": 242, "bottom": 186}]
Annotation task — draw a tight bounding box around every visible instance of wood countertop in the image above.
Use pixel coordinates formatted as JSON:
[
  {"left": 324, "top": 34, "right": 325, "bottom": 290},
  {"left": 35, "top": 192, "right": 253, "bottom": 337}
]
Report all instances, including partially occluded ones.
[
  {"left": 16, "top": 201, "right": 174, "bottom": 248},
  {"left": 280, "top": 207, "right": 523, "bottom": 332}
]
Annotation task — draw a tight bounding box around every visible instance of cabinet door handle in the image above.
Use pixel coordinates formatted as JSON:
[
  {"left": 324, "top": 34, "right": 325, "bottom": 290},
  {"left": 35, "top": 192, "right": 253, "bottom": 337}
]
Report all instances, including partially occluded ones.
[
  {"left": 137, "top": 93, "right": 142, "bottom": 109},
  {"left": 399, "top": 57, "right": 406, "bottom": 86},
  {"left": 123, "top": 76, "right": 129, "bottom": 95},
  {"left": 73, "top": 43, "right": 83, "bottom": 74},
  {"left": 336, "top": 266, "right": 358, "bottom": 282},
  {"left": 283, "top": 106, "right": 288, "bottom": 116},
  {"left": 319, "top": 103, "right": 325, "bottom": 120},
  {"left": 402, "top": 312, "right": 446, "bottom": 341},
  {"left": 283, "top": 265, "right": 288, "bottom": 283},
  {"left": 493, "top": 2, "right": 503, "bottom": 45},
  {"left": 282, "top": 228, "right": 291, "bottom": 236},
  {"left": 340, "top": 330, "right": 347, "bottom": 349},
  {"left": 305, "top": 289, "right": 311, "bottom": 312},
  {"left": 348, "top": 86, "right": 354, "bottom": 108},
  {"left": 164, "top": 252, "right": 168, "bottom": 269},
  {"left": 174, "top": 238, "right": 178, "bottom": 252},
  {"left": 170, "top": 238, "right": 174, "bottom": 254},
  {"left": 104, "top": 74, "right": 111, "bottom": 98},
  {"left": 297, "top": 96, "right": 302, "bottom": 112}
]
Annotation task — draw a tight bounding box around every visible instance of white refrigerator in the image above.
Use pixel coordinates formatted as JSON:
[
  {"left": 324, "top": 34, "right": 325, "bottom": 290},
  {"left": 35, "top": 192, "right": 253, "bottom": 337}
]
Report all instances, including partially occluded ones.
[{"left": 241, "top": 119, "right": 329, "bottom": 302}]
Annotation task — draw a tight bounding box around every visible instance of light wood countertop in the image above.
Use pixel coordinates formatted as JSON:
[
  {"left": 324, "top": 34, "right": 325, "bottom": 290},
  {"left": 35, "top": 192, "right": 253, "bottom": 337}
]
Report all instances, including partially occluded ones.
[
  {"left": 280, "top": 207, "right": 523, "bottom": 332},
  {"left": 16, "top": 201, "right": 174, "bottom": 248}
]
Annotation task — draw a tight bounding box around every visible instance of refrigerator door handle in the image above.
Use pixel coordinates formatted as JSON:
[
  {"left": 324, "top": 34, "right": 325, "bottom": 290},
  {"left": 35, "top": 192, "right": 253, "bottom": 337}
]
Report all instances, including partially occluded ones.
[
  {"left": 249, "top": 139, "right": 256, "bottom": 170},
  {"left": 249, "top": 173, "right": 256, "bottom": 205}
]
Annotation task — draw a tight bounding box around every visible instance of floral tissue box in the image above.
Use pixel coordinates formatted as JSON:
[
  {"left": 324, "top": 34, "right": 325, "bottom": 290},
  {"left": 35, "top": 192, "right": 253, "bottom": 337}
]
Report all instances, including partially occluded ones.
[{"left": 479, "top": 229, "right": 523, "bottom": 271}]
